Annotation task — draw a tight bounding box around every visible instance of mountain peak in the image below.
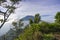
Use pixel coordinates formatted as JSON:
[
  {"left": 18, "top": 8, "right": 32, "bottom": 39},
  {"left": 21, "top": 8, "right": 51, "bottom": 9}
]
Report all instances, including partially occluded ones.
[{"left": 21, "top": 15, "right": 34, "bottom": 21}]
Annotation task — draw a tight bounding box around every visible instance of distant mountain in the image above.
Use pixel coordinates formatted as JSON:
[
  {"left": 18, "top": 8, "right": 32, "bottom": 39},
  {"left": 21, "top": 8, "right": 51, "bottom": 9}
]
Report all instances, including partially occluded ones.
[
  {"left": 41, "top": 15, "right": 51, "bottom": 17},
  {"left": 21, "top": 15, "right": 51, "bottom": 21},
  {"left": 21, "top": 15, "right": 34, "bottom": 21}
]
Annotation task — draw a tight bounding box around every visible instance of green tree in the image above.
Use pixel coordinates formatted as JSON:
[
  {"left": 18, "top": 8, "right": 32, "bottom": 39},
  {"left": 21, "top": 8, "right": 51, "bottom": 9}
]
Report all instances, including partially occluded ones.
[
  {"left": 52, "top": 23, "right": 60, "bottom": 32},
  {"left": 39, "top": 21, "right": 50, "bottom": 33},
  {"left": 12, "top": 20, "right": 23, "bottom": 30},
  {"left": 12, "top": 21, "right": 17, "bottom": 30},
  {"left": 29, "top": 18, "right": 33, "bottom": 24},
  {"left": 0, "top": 0, "right": 22, "bottom": 28},
  {"left": 15, "top": 23, "right": 42, "bottom": 40},
  {"left": 34, "top": 14, "right": 41, "bottom": 23},
  {"left": 55, "top": 12, "right": 60, "bottom": 24},
  {"left": 12, "top": 20, "right": 23, "bottom": 40},
  {"left": 0, "top": 19, "right": 3, "bottom": 23}
]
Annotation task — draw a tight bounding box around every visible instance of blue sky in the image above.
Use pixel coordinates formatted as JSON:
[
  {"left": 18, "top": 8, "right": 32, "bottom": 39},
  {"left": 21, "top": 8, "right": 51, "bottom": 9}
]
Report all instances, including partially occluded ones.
[
  {"left": 15, "top": 0, "right": 60, "bottom": 21},
  {"left": 0, "top": 0, "right": 60, "bottom": 36}
]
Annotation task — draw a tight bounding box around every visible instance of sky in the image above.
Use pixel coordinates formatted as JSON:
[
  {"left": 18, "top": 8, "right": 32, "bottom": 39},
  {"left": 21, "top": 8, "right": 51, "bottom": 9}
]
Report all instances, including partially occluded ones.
[
  {"left": 0, "top": 0, "right": 60, "bottom": 36},
  {"left": 14, "top": 0, "right": 60, "bottom": 21}
]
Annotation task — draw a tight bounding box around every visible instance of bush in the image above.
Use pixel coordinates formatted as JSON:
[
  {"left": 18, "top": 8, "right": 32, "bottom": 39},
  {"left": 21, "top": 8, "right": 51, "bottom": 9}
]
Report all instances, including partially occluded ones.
[{"left": 43, "top": 34, "right": 55, "bottom": 40}]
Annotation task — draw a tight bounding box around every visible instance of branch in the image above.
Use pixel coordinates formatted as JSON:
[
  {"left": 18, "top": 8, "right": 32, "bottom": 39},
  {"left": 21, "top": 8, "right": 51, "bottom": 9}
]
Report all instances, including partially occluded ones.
[{"left": 0, "top": 3, "right": 15, "bottom": 28}]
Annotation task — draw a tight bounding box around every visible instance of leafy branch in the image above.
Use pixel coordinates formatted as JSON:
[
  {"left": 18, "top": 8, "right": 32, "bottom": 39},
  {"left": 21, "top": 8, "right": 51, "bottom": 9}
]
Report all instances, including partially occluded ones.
[{"left": 0, "top": 0, "right": 22, "bottom": 28}]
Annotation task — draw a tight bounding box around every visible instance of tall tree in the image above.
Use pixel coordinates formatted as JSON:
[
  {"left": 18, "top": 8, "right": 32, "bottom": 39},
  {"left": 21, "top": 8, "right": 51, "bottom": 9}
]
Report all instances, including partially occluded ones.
[
  {"left": 12, "top": 20, "right": 23, "bottom": 30},
  {"left": 0, "top": 0, "right": 22, "bottom": 28},
  {"left": 34, "top": 14, "right": 41, "bottom": 23},
  {"left": 29, "top": 18, "right": 33, "bottom": 24},
  {"left": 12, "top": 20, "right": 23, "bottom": 40},
  {"left": 55, "top": 12, "right": 60, "bottom": 24}
]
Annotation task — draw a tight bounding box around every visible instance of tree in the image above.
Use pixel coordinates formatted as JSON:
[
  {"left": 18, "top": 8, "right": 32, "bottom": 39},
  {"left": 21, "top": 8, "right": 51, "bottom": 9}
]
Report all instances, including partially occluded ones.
[
  {"left": 0, "top": 0, "right": 22, "bottom": 28},
  {"left": 39, "top": 21, "right": 50, "bottom": 33},
  {"left": 12, "top": 20, "right": 23, "bottom": 40},
  {"left": 29, "top": 18, "right": 33, "bottom": 24},
  {"left": 12, "top": 20, "right": 23, "bottom": 30},
  {"left": 55, "top": 12, "right": 60, "bottom": 24},
  {"left": 34, "top": 14, "right": 41, "bottom": 23},
  {"left": 15, "top": 23, "right": 42, "bottom": 40},
  {"left": 0, "top": 19, "right": 3, "bottom": 23},
  {"left": 12, "top": 21, "right": 17, "bottom": 30}
]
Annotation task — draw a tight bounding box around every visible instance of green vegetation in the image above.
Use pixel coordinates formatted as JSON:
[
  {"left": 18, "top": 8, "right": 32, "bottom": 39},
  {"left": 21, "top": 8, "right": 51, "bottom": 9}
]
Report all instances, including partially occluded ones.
[
  {"left": 55, "top": 12, "right": 60, "bottom": 24},
  {"left": 0, "top": 12, "right": 60, "bottom": 40},
  {"left": 14, "top": 12, "right": 60, "bottom": 40},
  {"left": 34, "top": 14, "right": 41, "bottom": 23},
  {"left": 29, "top": 13, "right": 41, "bottom": 24}
]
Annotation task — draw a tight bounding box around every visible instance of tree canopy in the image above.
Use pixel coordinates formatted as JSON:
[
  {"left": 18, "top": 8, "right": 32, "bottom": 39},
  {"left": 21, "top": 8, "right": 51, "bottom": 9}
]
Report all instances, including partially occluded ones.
[
  {"left": 34, "top": 14, "right": 41, "bottom": 23},
  {"left": 55, "top": 12, "right": 60, "bottom": 24}
]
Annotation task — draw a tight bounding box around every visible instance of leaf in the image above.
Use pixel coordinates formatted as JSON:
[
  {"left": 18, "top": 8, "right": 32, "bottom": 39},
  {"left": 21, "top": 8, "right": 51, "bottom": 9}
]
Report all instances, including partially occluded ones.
[
  {"left": 0, "top": 0, "right": 6, "bottom": 2},
  {"left": 9, "top": 6, "right": 16, "bottom": 13},
  {"left": 12, "top": 21, "right": 17, "bottom": 26},
  {"left": 10, "top": 0, "right": 21, "bottom": 3},
  {"left": 0, "top": 0, "right": 6, "bottom": 5},
  {"left": 0, "top": 19, "right": 3, "bottom": 23}
]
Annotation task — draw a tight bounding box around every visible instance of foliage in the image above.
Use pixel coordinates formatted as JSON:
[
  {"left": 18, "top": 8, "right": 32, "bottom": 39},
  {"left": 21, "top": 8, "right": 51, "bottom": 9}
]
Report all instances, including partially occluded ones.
[
  {"left": 39, "top": 22, "right": 60, "bottom": 33},
  {"left": 14, "top": 12, "right": 60, "bottom": 40},
  {"left": 43, "top": 34, "right": 55, "bottom": 40},
  {"left": 39, "top": 21, "right": 50, "bottom": 33},
  {"left": 29, "top": 13, "right": 41, "bottom": 24},
  {"left": 15, "top": 22, "right": 60, "bottom": 40},
  {"left": 12, "top": 20, "right": 23, "bottom": 30},
  {"left": 12, "top": 21, "right": 17, "bottom": 27},
  {"left": 0, "top": 0, "right": 6, "bottom": 4},
  {"left": 0, "top": 0, "right": 22, "bottom": 28},
  {"left": 29, "top": 18, "right": 33, "bottom": 24},
  {"left": 8, "top": 6, "right": 16, "bottom": 13},
  {"left": 47, "top": 23, "right": 60, "bottom": 33},
  {"left": 9, "top": 20, "right": 23, "bottom": 40},
  {"left": 1, "top": 12, "right": 60, "bottom": 40},
  {"left": 10, "top": 0, "right": 21, "bottom": 3},
  {"left": 15, "top": 23, "right": 43, "bottom": 40},
  {"left": 55, "top": 12, "right": 60, "bottom": 24},
  {"left": 0, "top": 19, "right": 3, "bottom": 23},
  {"left": 34, "top": 14, "right": 41, "bottom": 23}
]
